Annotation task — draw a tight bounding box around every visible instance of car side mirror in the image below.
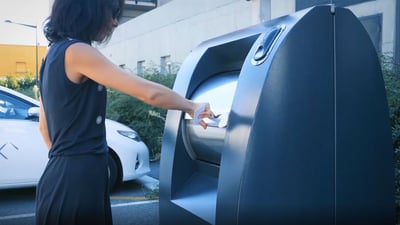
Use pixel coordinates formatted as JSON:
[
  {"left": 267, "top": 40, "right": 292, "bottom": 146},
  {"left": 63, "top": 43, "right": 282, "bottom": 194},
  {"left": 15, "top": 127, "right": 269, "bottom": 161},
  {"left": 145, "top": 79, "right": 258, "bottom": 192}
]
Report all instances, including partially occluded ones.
[{"left": 27, "top": 107, "right": 40, "bottom": 119}]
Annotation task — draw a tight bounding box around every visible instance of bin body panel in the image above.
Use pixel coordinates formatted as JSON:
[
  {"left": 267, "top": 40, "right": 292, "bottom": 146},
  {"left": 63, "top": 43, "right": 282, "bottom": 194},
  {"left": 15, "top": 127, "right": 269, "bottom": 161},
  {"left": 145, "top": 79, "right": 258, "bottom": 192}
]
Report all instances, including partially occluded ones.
[
  {"left": 334, "top": 8, "right": 395, "bottom": 225},
  {"left": 216, "top": 6, "right": 335, "bottom": 225}
]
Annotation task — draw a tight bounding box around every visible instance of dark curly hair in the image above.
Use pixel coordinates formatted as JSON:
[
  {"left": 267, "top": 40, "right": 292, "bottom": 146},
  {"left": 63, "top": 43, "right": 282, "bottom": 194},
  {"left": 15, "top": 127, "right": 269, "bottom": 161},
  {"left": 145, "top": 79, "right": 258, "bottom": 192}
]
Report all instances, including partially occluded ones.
[{"left": 43, "top": 0, "right": 124, "bottom": 45}]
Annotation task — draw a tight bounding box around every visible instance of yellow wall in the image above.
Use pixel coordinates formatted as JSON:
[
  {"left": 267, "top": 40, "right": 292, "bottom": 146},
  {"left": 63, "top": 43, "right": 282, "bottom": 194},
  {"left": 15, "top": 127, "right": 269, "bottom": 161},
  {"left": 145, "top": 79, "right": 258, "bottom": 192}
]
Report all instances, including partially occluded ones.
[{"left": 0, "top": 44, "right": 47, "bottom": 78}]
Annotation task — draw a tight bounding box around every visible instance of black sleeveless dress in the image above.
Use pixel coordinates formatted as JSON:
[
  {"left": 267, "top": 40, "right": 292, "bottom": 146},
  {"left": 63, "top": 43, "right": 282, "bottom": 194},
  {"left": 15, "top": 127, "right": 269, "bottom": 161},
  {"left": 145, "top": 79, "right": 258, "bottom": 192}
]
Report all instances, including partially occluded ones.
[{"left": 36, "top": 39, "right": 112, "bottom": 225}]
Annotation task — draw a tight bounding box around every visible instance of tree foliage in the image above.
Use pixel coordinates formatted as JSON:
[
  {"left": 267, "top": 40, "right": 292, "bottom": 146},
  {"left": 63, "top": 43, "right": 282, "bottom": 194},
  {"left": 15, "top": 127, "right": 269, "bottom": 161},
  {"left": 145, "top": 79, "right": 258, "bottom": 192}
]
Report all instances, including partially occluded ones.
[
  {"left": 106, "top": 71, "right": 177, "bottom": 161},
  {"left": 381, "top": 55, "right": 400, "bottom": 223}
]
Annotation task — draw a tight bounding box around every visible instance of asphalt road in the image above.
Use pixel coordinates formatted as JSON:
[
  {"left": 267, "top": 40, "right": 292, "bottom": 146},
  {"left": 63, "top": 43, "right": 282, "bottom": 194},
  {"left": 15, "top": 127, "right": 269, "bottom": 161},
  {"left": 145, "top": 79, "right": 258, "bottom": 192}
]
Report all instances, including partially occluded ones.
[{"left": 0, "top": 200, "right": 159, "bottom": 225}]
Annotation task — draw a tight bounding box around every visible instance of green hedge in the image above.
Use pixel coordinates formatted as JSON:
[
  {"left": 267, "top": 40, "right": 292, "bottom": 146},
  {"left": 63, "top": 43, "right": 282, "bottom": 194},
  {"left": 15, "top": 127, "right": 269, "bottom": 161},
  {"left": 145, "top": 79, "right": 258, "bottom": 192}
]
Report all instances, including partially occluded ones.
[
  {"left": 0, "top": 75, "right": 38, "bottom": 99},
  {"left": 106, "top": 72, "right": 177, "bottom": 161},
  {"left": 382, "top": 56, "right": 400, "bottom": 224}
]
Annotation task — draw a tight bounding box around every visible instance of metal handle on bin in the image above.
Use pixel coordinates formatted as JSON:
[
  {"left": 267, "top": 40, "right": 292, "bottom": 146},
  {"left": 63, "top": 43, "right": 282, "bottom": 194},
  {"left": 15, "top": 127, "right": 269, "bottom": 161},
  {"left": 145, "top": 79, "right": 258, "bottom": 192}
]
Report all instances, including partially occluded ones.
[{"left": 251, "top": 25, "right": 285, "bottom": 66}]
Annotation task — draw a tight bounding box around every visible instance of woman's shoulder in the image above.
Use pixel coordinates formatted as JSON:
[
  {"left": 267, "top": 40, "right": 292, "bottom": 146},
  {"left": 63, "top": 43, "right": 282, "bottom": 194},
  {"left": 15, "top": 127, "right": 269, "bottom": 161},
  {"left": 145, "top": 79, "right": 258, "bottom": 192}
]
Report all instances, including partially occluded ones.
[
  {"left": 65, "top": 40, "right": 99, "bottom": 60},
  {"left": 50, "top": 38, "right": 90, "bottom": 49}
]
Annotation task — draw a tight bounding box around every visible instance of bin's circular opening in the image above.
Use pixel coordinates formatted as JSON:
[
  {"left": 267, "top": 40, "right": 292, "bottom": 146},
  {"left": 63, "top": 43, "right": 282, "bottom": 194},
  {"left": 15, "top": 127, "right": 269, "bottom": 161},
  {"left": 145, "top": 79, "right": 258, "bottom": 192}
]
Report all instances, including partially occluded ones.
[{"left": 182, "top": 71, "right": 238, "bottom": 165}]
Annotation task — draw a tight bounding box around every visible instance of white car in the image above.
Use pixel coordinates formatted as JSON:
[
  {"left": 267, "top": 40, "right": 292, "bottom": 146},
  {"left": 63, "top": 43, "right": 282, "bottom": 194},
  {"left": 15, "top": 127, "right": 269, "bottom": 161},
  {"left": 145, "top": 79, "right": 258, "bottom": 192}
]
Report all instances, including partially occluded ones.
[{"left": 0, "top": 85, "right": 150, "bottom": 190}]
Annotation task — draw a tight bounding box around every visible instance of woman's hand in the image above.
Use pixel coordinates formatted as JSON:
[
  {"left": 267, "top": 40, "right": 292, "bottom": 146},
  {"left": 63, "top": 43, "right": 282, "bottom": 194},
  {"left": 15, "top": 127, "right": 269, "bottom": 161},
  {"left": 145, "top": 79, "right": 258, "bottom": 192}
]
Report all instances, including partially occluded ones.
[{"left": 190, "top": 103, "right": 214, "bottom": 129}]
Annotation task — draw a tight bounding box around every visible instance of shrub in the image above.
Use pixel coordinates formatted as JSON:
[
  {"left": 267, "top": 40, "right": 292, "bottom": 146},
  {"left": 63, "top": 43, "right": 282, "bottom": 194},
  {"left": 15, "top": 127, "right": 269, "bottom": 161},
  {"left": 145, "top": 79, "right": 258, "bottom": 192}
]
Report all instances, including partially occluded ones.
[
  {"left": 0, "top": 75, "right": 20, "bottom": 90},
  {"left": 0, "top": 74, "right": 38, "bottom": 99},
  {"left": 18, "top": 75, "right": 37, "bottom": 90},
  {"left": 106, "top": 72, "right": 177, "bottom": 161},
  {"left": 381, "top": 55, "right": 400, "bottom": 223}
]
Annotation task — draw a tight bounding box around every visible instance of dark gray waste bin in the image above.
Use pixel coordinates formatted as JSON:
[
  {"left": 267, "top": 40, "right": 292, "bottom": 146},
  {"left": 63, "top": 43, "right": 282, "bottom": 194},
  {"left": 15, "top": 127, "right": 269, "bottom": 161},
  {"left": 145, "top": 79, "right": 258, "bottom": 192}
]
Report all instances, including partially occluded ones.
[{"left": 160, "top": 5, "right": 394, "bottom": 225}]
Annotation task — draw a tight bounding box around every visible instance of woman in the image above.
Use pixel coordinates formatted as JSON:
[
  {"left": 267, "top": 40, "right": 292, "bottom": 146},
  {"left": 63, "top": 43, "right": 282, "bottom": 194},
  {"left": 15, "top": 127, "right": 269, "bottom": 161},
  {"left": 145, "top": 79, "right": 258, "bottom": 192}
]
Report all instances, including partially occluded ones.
[{"left": 36, "top": 0, "right": 214, "bottom": 224}]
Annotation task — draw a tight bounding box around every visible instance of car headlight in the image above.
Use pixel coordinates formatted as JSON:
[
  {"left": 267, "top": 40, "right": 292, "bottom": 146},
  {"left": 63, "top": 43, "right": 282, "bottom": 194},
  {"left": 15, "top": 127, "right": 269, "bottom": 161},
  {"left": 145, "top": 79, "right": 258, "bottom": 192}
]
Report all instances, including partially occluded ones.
[{"left": 117, "top": 130, "right": 142, "bottom": 142}]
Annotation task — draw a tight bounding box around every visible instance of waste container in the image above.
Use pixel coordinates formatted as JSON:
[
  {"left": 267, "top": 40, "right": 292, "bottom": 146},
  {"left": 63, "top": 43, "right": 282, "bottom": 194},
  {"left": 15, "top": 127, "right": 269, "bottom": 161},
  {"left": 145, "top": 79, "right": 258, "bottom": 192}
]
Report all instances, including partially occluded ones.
[{"left": 159, "top": 5, "right": 394, "bottom": 225}]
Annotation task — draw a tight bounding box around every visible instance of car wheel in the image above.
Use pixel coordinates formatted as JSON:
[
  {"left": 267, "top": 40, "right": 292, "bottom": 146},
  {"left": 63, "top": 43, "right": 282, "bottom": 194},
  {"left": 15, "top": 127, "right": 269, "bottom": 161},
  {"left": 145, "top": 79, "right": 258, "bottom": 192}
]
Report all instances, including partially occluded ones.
[{"left": 107, "top": 153, "right": 119, "bottom": 191}]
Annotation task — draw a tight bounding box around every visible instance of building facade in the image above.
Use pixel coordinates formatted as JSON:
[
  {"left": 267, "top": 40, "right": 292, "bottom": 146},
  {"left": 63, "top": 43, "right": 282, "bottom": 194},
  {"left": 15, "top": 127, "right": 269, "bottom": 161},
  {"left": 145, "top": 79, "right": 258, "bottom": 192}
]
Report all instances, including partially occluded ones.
[
  {"left": 97, "top": 0, "right": 398, "bottom": 75},
  {"left": 0, "top": 44, "right": 47, "bottom": 78}
]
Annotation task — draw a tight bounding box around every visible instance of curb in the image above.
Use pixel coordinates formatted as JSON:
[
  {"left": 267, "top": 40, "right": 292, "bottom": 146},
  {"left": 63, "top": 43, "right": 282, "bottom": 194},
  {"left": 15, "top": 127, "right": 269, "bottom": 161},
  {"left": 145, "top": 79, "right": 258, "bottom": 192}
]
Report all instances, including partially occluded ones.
[{"left": 137, "top": 175, "right": 159, "bottom": 191}]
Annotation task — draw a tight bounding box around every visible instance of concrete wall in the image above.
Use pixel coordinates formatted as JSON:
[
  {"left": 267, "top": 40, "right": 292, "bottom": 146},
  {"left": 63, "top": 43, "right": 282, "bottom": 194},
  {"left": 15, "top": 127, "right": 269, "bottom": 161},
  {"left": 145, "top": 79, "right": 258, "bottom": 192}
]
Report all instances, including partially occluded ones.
[
  {"left": 348, "top": 0, "right": 397, "bottom": 55},
  {"left": 98, "top": 0, "right": 260, "bottom": 73},
  {"left": 98, "top": 0, "right": 398, "bottom": 74}
]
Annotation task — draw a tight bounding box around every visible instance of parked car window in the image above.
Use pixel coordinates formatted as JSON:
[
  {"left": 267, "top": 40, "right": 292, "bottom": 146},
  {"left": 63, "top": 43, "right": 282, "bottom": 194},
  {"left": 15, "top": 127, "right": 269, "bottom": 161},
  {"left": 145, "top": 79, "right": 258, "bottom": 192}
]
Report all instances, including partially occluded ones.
[{"left": 0, "top": 91, "right": 32, "bottom": 119}]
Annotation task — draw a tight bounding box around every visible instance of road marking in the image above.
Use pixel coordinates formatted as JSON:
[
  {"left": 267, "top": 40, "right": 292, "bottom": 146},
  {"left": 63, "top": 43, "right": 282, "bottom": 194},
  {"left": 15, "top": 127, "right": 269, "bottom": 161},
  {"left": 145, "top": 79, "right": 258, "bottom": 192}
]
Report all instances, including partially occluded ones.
[
  {"left": 0, "top": 200, "right": 159, "bottom": 220},
  {"left": 111, "top": 199, "right": 158, "bottom": 208}
]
